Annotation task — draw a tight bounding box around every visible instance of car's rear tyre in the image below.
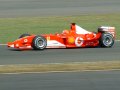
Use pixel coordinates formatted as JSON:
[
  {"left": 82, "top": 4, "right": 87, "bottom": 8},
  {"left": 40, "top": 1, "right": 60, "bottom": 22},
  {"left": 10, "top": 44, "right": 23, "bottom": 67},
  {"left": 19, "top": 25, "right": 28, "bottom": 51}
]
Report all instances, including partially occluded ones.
[
  {"left": 32, "top": 35, "right": 47, "bottom": 50},
  {"left": 19, "top": 34, "right": 31, "bottom": 38},
  {"left": 99, "top": 33, "right": 114, "bottom": 47}
]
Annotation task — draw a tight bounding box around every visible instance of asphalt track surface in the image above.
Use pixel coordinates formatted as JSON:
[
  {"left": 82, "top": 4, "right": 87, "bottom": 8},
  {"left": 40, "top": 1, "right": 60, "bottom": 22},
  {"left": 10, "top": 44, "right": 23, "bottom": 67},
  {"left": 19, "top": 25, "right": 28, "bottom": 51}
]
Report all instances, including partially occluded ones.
[
  {"left": 0, "top": 0, "right": 120, "bottom": 18},
  {"left": 0, "top": 71, "right": 120, "bottom": 90},
  {"left": 0, "top": 41, "right": 119, "bottom": 65}
]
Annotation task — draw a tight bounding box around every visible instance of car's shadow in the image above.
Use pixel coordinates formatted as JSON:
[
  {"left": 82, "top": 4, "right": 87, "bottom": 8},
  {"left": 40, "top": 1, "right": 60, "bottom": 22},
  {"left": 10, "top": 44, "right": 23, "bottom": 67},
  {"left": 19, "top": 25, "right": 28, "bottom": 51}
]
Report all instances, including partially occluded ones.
[{"left": 8, "top": 46, "right": 101, "bottom": 52}]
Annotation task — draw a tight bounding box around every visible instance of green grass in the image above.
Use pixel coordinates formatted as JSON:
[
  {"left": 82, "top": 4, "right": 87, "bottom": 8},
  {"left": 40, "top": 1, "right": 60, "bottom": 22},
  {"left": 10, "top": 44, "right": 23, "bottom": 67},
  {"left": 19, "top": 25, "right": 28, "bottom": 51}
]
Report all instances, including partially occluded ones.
[
  {"left": 0, "top": 13, "right": 120, "bottom": 43},
  {"left": 0, "top": 61, "right": 120, "bottom": 73}
]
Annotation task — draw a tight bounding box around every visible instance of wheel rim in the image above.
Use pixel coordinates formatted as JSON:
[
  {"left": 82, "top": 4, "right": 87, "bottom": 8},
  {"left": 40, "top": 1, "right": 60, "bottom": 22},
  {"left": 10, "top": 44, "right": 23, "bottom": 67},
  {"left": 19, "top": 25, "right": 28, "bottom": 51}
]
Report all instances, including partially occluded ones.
[{"left": 35, "top": 38, "right": 45, "bottom": 49}]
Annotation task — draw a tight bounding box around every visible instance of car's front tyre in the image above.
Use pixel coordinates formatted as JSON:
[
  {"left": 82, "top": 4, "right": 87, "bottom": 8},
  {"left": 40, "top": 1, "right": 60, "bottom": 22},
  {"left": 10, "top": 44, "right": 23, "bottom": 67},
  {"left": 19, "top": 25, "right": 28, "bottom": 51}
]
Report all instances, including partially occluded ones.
[{"left": 32, "top": 35, "right": 47, "bottom": 50}]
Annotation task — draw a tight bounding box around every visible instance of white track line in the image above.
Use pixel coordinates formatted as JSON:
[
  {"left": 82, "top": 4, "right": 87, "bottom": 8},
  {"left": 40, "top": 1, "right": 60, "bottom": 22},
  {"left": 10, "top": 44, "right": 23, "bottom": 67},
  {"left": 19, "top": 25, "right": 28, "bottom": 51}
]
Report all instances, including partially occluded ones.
[
  {"left": 0, "top": 44, "right": 7, "bottom": 45},
  {"left": 1, "top": 69, "right": 120, "bottom": 75}
]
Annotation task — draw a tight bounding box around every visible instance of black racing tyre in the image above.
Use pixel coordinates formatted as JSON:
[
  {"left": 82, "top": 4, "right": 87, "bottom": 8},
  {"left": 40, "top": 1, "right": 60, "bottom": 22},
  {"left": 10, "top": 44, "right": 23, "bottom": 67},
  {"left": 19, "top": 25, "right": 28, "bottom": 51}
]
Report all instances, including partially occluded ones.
[
  {"left": 19, "top": 34, "right": 31, "bottom": 38},
  {"left": 99, "top": 33, "right": 114, "bottom": 47},
  {"left": 32, "top": 35, "right": 47, "bottom": 50}
]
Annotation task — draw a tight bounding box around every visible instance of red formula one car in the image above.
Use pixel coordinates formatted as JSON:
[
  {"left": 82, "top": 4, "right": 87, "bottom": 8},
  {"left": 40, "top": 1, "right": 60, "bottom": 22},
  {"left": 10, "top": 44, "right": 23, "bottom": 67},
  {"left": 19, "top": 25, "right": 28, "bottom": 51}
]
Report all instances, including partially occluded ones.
[{"left": 8, "top": 23, "right": 115, "bottom": 50}]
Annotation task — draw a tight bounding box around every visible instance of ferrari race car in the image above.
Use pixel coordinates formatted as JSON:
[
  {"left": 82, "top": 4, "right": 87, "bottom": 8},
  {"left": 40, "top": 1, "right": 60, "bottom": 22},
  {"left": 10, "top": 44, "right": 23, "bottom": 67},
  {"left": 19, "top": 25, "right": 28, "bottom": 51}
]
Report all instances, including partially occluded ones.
[{"left": 8, "top": 23, "right": 115, "bottom": 50}]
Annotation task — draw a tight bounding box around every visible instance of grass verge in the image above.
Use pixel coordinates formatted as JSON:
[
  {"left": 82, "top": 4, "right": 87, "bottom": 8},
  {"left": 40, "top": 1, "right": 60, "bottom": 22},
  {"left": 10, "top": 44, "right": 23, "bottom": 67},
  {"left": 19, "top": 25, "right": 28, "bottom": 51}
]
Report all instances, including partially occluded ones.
[
  {"left": 0, "top": 61, "right": 120, "bottom": 74},
  {"left": 0, "top": 13, "right": 120, "bottom": 43}
]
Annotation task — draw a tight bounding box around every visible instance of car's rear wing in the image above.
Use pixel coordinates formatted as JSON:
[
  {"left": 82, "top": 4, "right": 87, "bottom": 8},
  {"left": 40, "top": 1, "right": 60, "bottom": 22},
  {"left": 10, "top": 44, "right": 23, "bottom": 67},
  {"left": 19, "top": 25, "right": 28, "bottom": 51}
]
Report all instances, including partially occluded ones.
[{"left": 98, "top": 26, "right": 115, "bottom": 38}]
